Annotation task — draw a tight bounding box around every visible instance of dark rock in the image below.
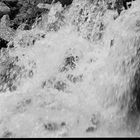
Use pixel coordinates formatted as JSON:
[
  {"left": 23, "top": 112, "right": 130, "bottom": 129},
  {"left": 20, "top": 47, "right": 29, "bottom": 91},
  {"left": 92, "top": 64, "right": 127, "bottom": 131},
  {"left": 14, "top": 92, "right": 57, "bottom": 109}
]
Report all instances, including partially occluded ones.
[
  {"left": 2, "top": 131, "right": 13, "bottom": 138},
  {"left": 0, "top": 38, "right": 8, "bottom": 49},
  {"left": 60, "top": 55, "right": 79, "bottom": 72},
  {"left": 115, "top": 0, "right": 135, "bottom": 14},
  {"left": 67, "top": 74, "right": 83, "bottom": 83},
  {"left": 54, "top": 0, "right": 73, "bottom": 7},
  {"left": 86, "top": 126, "right": 96, "bottom": 133},
  {"left": 61, "top": 122, "right": 66, "bottom": 127},
  {"left": 54, "top": 81, "right": 66, "bottom": 91},
  {"left": 44, "top": 122, "right": 59, "bottom": 131}
]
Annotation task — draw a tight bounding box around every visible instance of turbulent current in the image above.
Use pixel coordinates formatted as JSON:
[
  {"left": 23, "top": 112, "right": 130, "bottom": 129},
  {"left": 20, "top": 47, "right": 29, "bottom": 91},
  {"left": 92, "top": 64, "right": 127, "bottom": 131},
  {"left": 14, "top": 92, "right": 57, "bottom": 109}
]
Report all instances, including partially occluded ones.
[{"left": 0, "top": 0, "right": 140, "bottom": 137}]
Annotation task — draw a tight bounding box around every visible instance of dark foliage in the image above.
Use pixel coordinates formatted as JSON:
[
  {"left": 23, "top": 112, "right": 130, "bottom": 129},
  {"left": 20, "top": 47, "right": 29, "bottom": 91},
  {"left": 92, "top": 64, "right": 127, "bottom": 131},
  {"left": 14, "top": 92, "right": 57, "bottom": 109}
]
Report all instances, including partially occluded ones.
[
  {"left": 54, "top": 0, "right": 73, "bottom": 7},
  {"left": 114, "top": 0, "right": 135, "bottom": 14},
  {"left": 0, "top": 38, "right": 8, "bottom": 49},
  {"left": 10, "top": 0, "right": 49, "bottom": 29},
  {"left": 1, "top": 0, "right": 73, "bottom": 30}
]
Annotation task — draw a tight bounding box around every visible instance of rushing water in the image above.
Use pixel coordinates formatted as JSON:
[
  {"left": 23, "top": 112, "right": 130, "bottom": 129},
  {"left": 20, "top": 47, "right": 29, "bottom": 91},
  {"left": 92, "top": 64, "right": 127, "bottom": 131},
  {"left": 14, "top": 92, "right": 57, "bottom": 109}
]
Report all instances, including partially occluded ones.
[{"left": 0, "top": 0, "right": 140, "bottom": 137}]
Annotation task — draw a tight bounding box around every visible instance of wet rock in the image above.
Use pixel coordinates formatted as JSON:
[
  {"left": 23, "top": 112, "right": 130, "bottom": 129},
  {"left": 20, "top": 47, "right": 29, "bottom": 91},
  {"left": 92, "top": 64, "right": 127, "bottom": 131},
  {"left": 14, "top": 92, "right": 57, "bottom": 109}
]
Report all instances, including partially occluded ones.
[
  {"left": 67, "top": 74, "right": 83, "bottom": 83},
  {"left": 43, "top": 121, "right": 67, "bottom": 132},
  {"left": 2, "top": 131, "right": 13, "bottom": 138},
  {"left": 44, "top": 122, "right": 59, "bottom": 131},
  {"left": 60, "top": 55, "right": 79, "bottom": 72},
  {"left": 0, "top": 38, "right": 8, "bottom": 49},
  {"left": 54, "top": 81, "right": 67, "bottom": 91},
  {"left": 86, "top": 126, "right": 96, "bottom": 133},
  {"left": 91, "top": 114, "right": 100, "bottom": 127},
  {"left": 16, "top": 98, "right": 32, "bottom": 113},
  {"left": 61, "top": 122, "right": 66, "bottom": 127}
]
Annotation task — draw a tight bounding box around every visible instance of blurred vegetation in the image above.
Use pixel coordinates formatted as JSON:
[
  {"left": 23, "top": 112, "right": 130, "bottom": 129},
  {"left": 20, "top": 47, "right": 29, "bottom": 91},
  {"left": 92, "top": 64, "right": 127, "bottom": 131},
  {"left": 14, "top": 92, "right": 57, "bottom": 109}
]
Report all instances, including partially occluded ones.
[
  {"left": 0, "top": 0, "right": 135, "bottom": 30},
  {"left": 1, "top": 0, "right": 73, "bottom": 30},
  {"left": 10, "top": 0, "right": 49, "bottom": 29}
]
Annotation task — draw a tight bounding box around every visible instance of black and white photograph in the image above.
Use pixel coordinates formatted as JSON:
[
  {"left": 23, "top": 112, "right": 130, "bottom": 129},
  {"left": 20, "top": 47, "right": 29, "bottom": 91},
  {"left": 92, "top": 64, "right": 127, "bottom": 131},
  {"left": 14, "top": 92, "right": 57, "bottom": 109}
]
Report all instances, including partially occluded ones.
[{"left": 0, "top": 0, "right": 139, "bottom": 138}]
